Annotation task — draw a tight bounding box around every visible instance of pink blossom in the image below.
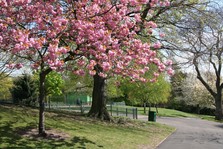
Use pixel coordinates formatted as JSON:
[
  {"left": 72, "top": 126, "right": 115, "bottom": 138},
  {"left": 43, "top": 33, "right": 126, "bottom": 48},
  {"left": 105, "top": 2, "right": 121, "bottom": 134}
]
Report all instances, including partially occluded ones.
[
  {"left": 102, "top": 62, "right": 111, "bottom": 72},
  {"left": 117, "top": 62, "right": 124, "bottom": 70},
  {"left": 6, "top": 63, "right": 15, "bottom": 69},
  {"left": 31, "top": 63, "right": 39, "bottom": 69},
  {"left": 153, "top": 58, "right": 160, "bottom": 65},
  {"left": 87, "top": 60, "right": 97, "bottom": 70},
  {"left": 150, "top": 78, "right": 157, "bottom": 83},
  {"left": 0, "top": 36, "right": 3, "bottom": 43},
  {"left": 153, "top": 72, "right": 159, "bottom": 77},
  {"left": 15, "top": 63, "right": 23, "bottom": 69},
  {"left": 129, "top": 0, "right": 137, "bottom": 6},
  {"left": 144, "top": 67, "right": 149, "bottom": 71},
  {"left": 98, "top": 72, "right": 107, "bottom": 78},
  {"left": 159, "top": 33, "right": 165, "bottom": 38},
  {"left": 120, "top": 0, "right": 128, "bottom": 5},
  {"left": 108, "top": 50, "right": 116, "bottom": 58},
  {"left": 74, "top": 70, "right": 85, "bottom": 76},
  {"left": 167, "top": 68, "right": 174, "bottom": 75},
  {"left": 0, "top": 0, "right": 8, "bottom": 7},
  {"left": 153, "top": 42, "right": 162, "bottom": 49},
  {"left": 58, "top": 47, "right": 68, "bottom": 54},
  {"left": 158, "top": 63, "right": 166, "bottom": 71},
  {"left": 147, "top": 21, "right": 157, "bottom": 28},
  {"left": 89, "top": 70, "right": 96, "bottom": 76},
  {"left": 165, "top": 60, "right": 173, "bottom": 66},
  {"left": 77, "top": 59, "right": 86, "bottom": 67},
  {"left": 134, "top": 14, "right": 141, "bottom": 22},
  {"left": 164, "top": 0, "right": 170, "bottom": 6}
]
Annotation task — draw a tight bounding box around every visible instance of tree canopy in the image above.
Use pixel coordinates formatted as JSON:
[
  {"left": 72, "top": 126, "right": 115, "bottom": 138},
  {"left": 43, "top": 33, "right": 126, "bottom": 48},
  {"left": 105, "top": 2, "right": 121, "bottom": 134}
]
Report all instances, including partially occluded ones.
[{"left": 162, "top": 1, "right": 223, "bottom": 120}]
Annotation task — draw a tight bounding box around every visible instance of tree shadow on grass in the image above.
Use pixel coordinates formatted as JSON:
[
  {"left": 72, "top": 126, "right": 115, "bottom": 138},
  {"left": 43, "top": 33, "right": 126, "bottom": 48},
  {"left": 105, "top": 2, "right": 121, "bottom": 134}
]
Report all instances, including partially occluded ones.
[{"left": 0, "top": 121, "right": 103, "bottom": 148}]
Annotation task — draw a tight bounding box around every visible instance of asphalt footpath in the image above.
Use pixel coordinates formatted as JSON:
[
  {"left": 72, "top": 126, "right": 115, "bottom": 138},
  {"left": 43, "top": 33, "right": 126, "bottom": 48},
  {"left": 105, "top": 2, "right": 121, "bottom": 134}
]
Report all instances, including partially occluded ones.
[{"left": 138, "top": 115, "right": 223, "bottom": 149}]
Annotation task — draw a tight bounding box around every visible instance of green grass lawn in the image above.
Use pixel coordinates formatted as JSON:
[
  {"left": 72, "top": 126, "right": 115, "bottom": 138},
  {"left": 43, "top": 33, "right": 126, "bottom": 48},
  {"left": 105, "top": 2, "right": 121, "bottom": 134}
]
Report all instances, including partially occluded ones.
[
  {"left": 0, "top": 105, "right": 174, "bottom": 149},
  {"left": 136, "top": 106, "right": 222, "bottom": 122},
  {"left": 121, "top": 106, "right": 196, "bottom": 118},
  {"left": 138, "top": 107, "right": 197, "bottom": 117}
]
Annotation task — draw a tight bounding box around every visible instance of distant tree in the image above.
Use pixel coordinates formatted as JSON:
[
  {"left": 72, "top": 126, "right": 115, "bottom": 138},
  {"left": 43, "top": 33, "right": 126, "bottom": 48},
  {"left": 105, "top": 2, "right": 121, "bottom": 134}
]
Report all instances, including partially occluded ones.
[
  {"left": 0, "top": 74, "right": 13, "bottom": 100},
  {"left": 63, "top": 71, "right": 93, "bottom": 95},
  {"left": 181, "top": 74, "right": 214, "bottom": 109},
  {"left": 0, "top": 51, "right": 15, "bottom": 80},
  {"left": 162, "top": 2, "right": 223, "bottom": 120},
  {"left": 45, "top": 71, "right": 64, "bottom": 96},
  {"left": 43, "top": 71, "right": 65, "bottom": 108},
  {"left": 168, "top": 66, "right": 187, "bottom": 108},
  {"left": 10, "top": 74, "right": 38, "bottom": 106},
  {"left": 105, "top": 77, "right": 125, "bottom": 103},
  {"left": 120, "top": 66, "right": 171, "bottom": 109}
]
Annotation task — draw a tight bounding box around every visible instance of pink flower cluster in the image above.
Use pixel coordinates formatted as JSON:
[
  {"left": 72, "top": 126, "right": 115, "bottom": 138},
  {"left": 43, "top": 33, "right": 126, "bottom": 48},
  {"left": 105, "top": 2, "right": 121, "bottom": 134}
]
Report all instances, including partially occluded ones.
[{"left": 0, "top": 0, "right": 172, "bottom": 82}]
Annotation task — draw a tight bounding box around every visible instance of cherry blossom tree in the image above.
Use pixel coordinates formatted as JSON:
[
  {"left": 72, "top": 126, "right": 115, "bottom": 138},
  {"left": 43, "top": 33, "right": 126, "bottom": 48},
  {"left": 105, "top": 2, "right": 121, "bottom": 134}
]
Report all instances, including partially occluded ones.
[
  {"left": 0, "top": 0, "right": 172, "bottom": 135},
  {"left": 0, "top": 0, "right": 72, "bottom": 136}
]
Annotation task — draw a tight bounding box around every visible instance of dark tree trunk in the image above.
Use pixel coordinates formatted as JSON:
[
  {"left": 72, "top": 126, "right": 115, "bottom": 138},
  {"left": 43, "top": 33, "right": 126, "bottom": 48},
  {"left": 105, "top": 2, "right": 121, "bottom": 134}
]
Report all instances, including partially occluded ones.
[
  {"left": 196, "top": 104, "right": 200, "bottom": 114},
  {"left": 38, "top": 72, "right": 47, "bottom": 136},
  {"left": 155, "top": 104, "right": 159, "bottom": 113},
  {"left": 49, "top": 97, "right": 51, "bottom": 110},
  {"left": 88, "top": 73, "right": 111, "bottom": 121},
  {"left": 143, "top": 102, "right": 146, "bottom": 114},
  {"left": 194, "top": 61, "right": 223, "bottom": 120},
  {"left": 149, "top": 103, "right": 151, "bottom": 112},
  {"left": 214, "top": 92, "right": 223, "bottom": 120}
]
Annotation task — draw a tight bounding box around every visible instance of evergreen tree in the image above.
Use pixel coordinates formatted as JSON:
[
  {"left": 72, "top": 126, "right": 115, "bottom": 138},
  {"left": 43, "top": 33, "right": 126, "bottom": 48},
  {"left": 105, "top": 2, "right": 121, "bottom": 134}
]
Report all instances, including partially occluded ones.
[{"left": 10, "top": 74, "right": 37, "bottom": 106}]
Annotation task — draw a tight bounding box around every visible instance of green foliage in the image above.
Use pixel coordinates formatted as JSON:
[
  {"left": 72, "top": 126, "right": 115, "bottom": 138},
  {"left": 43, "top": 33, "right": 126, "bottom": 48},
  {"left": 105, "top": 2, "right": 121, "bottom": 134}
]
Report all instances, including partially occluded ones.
[
  {"left": 106, "top": 77, "right": 124, "bottom": 102},
  {"left": 63, "top": 71, "right": 93, "bottom": 95},
  {"left": 166, "top": 65, "right": 187, "bottom": 109},
  {"left": 10, "top": 74, "right": 37, "bottom": 105},
  {"left": 45, "top": 71, "right": 65, "bottom": 96},
  {"left": 119, "top": 68, "right": 171, "bottom": 106},
  {"left": 0, "top": 74, "right": 13, "bottom": 100}
]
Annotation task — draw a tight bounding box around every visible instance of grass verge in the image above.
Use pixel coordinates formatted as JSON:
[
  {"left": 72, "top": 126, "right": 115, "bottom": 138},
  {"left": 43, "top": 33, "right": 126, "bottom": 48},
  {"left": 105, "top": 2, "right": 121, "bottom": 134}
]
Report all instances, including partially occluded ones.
[
  {"left": 0, "top": 105, "right": 175, "bottom": 149},
  {"left": 136, "top": 106, "right": 223, "bottom": 123},
  {"left": 126, "top": 106, "right": 196, "bottom": 118}
]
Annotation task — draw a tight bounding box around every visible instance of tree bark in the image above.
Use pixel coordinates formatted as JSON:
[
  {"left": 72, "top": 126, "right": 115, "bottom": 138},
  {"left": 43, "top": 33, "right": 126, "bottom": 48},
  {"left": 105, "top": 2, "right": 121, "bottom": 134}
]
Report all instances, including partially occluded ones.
[
  {"left": 38, "top": 72, "right": 47, "bottom": 136},
  {"left": 88, "top": 73, "right": 111, "bottom": 121},
  {"left": 214, "top": 92, "right": 223, "bottom": 120},
  {"left": 143, "top": 102, "right": 146, "bottom": 114},
  {"left": 194, "top": 59, "right": 223, "bottom": 120}
]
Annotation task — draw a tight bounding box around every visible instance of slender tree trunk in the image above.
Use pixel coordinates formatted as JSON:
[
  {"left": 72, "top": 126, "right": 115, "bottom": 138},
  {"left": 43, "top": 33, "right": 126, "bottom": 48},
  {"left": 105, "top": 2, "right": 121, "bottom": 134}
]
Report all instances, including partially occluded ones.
[
  {"left": 38, "top": 72, "right": 47, "bottom": 136},
  {"left": 155, "top": 104, "right": 159, "bottom": 113},
  {"left": 49, "top": 97, "right": 51, "bottom": 110},
  {"left": 214, "top": 92, "right": 223, "bottom": 120},
  {"left": 88, "top": 73, "right": 111, "bottom": 121},
  {"left": 196, "top": 104, "right": 200, "bottom": 114},
  {"left": 143, "top": 102, "right": 146, "bottom": 114},
  {"left": 149, "top": 103, "right": 151, "bottom": 112}
]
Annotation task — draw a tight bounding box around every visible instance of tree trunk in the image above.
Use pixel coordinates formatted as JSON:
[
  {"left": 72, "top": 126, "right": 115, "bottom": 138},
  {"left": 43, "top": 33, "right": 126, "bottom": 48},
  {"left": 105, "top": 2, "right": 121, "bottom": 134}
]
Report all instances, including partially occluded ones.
[
  {"left": 38, "top": 72, "right": 47, "bottom": 136},
  {"left": 149, "top": 103, "right": 151, "bottom": 112},
  {"left": 196, "top": 104, "right": 200, "bottom": 114},
  {"left": 214, "top": 92, "right": 223, "bottom": 120},
  {"left": 155, "top": 104, "right": 159, "bottom": 113},
  {"left": 88, "top": 73, "right": 111, "bottom": 121},
  {"left": 49, "top": 97, "right": 51, "bottom": 110},
  {"left": 143, "top": 102, "right": 146, "bottom": 114}
]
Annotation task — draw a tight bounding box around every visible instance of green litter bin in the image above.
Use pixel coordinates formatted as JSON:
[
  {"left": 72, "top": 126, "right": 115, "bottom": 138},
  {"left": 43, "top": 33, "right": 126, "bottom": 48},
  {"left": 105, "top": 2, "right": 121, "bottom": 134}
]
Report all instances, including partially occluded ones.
[{"left": 148, "top": 111, "right": 156, "bottom": 122}]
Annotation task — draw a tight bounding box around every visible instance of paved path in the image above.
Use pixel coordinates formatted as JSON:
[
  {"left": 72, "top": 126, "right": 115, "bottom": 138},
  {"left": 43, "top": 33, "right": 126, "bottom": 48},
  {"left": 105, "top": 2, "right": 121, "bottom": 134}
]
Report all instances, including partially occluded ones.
[{"left": 138, "top": 115, "right": 223, "bottom": 149}]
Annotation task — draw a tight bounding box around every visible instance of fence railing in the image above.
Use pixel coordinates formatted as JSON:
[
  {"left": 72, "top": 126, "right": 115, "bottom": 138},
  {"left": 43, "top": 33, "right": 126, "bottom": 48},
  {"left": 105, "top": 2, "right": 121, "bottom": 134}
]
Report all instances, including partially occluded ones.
[
  {"left": 46, "top": 102, "right": 138, "bottom": 119},
  {"left": 109, "top": 105, "right": 138, "bottom": 119}
]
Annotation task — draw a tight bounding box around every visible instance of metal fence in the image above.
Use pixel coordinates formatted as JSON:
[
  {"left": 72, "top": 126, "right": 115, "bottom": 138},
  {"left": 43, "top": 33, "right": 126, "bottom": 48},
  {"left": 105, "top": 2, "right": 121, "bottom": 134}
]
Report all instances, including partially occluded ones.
[
  {"left": 46, "top": 102, "right": 138, "bottom": 119},
  {"left": 109, "top": 105, "right": 138, "bottom": 119}
]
